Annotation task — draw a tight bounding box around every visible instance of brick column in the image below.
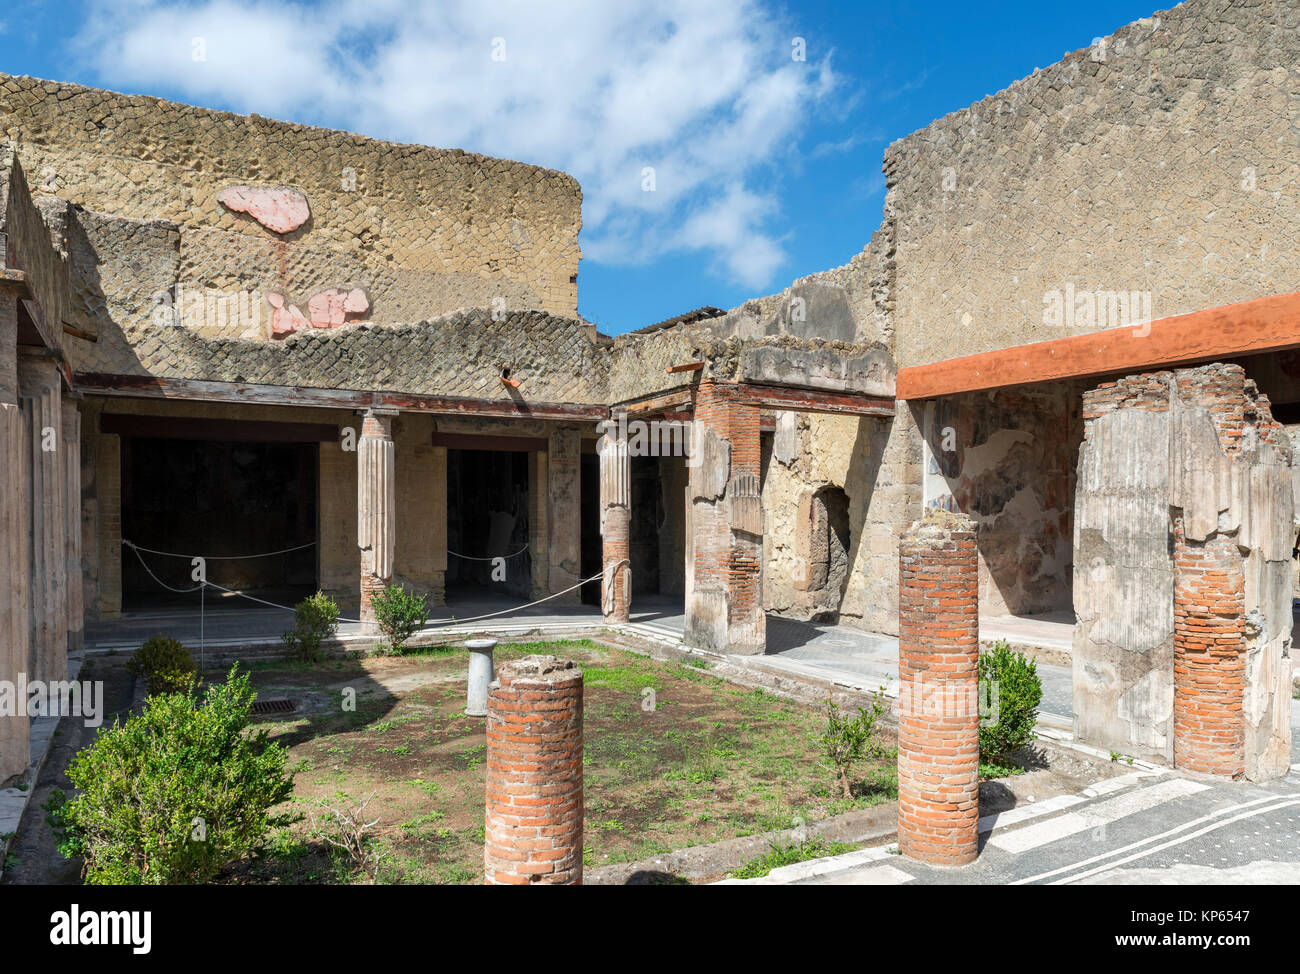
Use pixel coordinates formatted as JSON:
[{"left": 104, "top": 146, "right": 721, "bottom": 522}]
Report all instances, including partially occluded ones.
[
  {"left": 357, "top": 408, "right": 396, "bottom": 631},
  {"left": 1171, "top": 519, "right": 1247, "bottom": 776},
  {"left": 484, "top": 655, "right": 584, "bottom": 885},
  {"left": 896, "top": 511, "right": 980, "bottom": 867},
  {"left": 685, "top": 380, "right": 764, "bottom": 654},
  {"left": 599, "top": 418, "right": 631, "bottom": 623}
]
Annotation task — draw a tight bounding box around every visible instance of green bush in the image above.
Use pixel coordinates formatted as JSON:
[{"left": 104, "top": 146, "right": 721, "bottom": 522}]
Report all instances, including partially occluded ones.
[
  {"left": 281, "top": 590, "right": 340, "bottom": 661},
  {"left": 370, "top": 583, "right": 430, "bottom": 654},
  {"left": 979, "top": 640, "right": 1043, "bottom": 764},
  {"left": 821, "top": 689, "right": 888, "bottom": 799},
  {"left": 53, "top": 666, "right": 296, "bottom": 884},
  {"left": 125, "top": 635, "right": 196, "bottom": 695}
]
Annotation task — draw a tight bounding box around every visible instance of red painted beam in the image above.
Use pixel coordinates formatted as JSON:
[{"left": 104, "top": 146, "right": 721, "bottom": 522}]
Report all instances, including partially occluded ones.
[
  {"left": 896, "top": 291, "right": 1300, "bottom": 400},
  {"left": 732, "top": 383, "right": 896, "bottom": 417},
  {"left": 74, "top": 372, "right": 609, "bottom": 421}
]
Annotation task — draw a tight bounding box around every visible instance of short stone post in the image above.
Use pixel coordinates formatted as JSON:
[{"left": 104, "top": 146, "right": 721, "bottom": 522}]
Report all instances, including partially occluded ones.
[
  {"left": 484, "top": 655, "right": 584, "bottom": 884},
  {"left": 464, "top": 637, "right": 497, "bottom": 717},
  {"left": 896, "top": 511, "right": 980, "bottom": 866}
]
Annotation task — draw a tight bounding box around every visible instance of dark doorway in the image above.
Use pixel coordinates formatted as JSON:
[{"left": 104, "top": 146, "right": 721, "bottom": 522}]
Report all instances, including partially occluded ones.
[
  {"left": 630, "top": 455, "right": 663, "bottom": 595},
  {"left": 121, "top": 437, "right": 318, "bottom": 610},
  {"left": 446, "top": 449, "right": 532, "bottom": 600},
  {"left": 580, "top": 452, "right": 601, "bottom": 605}
]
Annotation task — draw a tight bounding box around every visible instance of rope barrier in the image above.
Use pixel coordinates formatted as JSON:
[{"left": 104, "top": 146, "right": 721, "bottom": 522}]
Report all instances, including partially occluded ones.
[
  {"left": 125, "top": 539, "right": 627, "bottom": 637},
  {"left": 123, "top": 539, "right": 316, "bottom": 559},
  {"left": 446, "top": 543, "right": 529, "bottom": 561}
]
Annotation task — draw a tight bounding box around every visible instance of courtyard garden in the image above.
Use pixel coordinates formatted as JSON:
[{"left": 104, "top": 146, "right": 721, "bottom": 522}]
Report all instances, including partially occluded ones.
[
  {"left": 222, "top": 638, "right": 898, "bottom": 884},
  {"left": 39, "top": 591, "right": 1049, "bottom": 885}
]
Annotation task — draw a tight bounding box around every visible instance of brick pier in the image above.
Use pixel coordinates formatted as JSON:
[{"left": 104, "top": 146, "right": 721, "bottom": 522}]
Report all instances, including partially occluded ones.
[
  {"left": 483, "top": 655, "right": 584, "bottom": 885},
  {"left": 896, "top": 511, "right": 980, "bottom": 866}
]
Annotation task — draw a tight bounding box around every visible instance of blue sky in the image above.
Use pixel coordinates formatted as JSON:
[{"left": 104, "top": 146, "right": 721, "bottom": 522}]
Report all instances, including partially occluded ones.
[{"left": 0, "top": 0, "right": 1165, "bottom": 334}]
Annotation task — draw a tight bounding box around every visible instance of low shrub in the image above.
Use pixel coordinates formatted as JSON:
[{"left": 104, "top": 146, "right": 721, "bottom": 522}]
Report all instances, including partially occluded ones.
[
  {"left": 125, "top": 635, "right": 196, "bottom": 696},
  {"left": 52, "top": 666, "right": 296, "bottom": 884},
  {"left": 281, "top": 591, "right": 340, "bottom": 661},
  {"left": 370, "top": 583, "right": 430, "bottom": 654},
  {"left": 978, "top": 640, "right": 1043, "bottom": 765}
]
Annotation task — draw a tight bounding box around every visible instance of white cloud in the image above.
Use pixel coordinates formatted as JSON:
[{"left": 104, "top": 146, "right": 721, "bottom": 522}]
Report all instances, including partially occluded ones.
[{"left": 71, "top": 0, "right": 836, "bottom": 292}]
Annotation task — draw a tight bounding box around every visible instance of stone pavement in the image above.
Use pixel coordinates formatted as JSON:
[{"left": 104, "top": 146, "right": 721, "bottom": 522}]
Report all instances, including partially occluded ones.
[{"left": 721, "top": 765, "right": 1300, "bottom": 885}]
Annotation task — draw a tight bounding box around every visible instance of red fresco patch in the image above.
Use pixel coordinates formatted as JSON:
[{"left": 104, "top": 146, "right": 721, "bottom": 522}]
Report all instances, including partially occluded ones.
[{"left": 217, "top": 186, "right": 311, "bottom": 234}]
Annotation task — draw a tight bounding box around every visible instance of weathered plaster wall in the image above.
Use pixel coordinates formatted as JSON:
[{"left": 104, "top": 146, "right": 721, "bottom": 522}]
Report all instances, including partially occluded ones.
[
  {"left": 920, "top": 383, "right": 1082, "bottom": 616},
  {"left": 0, "top": 74, "right": 581, "bottom": 348},
  {"left": 1073, "top": 373, "right": 1176, "bottom": 761},
  {"left": 885, "top": 0, "right": 1300, "bottom": 369}
]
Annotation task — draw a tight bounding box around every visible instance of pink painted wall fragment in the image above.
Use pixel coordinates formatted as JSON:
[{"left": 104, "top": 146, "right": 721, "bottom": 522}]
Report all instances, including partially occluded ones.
[
  {"left": 307, "top": 288, "right": 370, "bottom": 328},
  {"left": 217, "top": 186, "right": 311, "bottom": 234},
  {"left": 268, "top": 293, "right": 311, "bottom": 337}
]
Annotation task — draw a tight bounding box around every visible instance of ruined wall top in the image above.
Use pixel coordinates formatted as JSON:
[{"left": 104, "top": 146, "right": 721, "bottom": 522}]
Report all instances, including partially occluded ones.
[
  {"left": 76, "top": 308, "right": 611, "bottom": 405},
  {"left": 0, "top": 73, "right": 582, "bottom": 367},
  {"left": 882, "top": 0, "right": 1300, "bottom": 369}
]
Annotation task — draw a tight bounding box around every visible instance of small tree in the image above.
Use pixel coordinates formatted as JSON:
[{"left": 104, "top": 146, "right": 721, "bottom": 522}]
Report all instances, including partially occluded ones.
[
  {"left": 978, "top": 640, "right": 1043, "bottom": 765},
  {"left": 54, "top": 666, "right": 296, "bottom": 884},
  {"left": 370, "top": 583, "right": 430, "bottom": 654},
  {"left": 281, "top": 591, "right": 340, "bottom": 661},
  {"left": 822, "top": 690, "right": 888, "bottom": 799},
  {"left": 309, "top": 790, "right": 382, "bottom": 883}
]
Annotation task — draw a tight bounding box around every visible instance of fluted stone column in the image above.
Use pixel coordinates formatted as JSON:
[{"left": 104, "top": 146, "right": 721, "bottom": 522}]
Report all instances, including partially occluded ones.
[
  {"left": 599, "top": 419, "right": 631, "bottom": 623},
  {"left": 357, "top": 408, "right": 396, "bottom": 631},
  {"left": 19, "top": 357, "right": 67, "bottom": 684},
  {"left": 0, "top": 397, "right": 29, "bottom": 780},
  {"left": 62, "top": 400, "right": 84, "bottom": 652}
]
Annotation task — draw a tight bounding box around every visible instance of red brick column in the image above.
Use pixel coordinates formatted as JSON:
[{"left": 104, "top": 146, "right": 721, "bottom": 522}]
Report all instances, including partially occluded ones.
[
  {"left": 484, "top": 655, "right": 584, "bottom": 884},
  {"left": 1172, "top": 520, "right": 1246, "bottom": 776},
  {"left": 599, "top": 420, "right": 631, "bottom": 623},
  {"left": 685, "top": 380, "right": 764, "bottom": 654},
  {"left": 896, "top": 511, "right": 980, "bottom": 866}
]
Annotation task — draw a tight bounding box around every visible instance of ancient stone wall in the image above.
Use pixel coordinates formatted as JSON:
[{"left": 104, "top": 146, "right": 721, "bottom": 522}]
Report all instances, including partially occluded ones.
[
  {"left": 0, "top": 74, "right": 581, "bottom": 345},
  {"left": 883, "top": 0, "right": 1300, "bottom": 369},
  {"left": 1073, "top": 363, "right": 1294, "bottom": 777},
  {"left": 70, "top": 308, "right": 610, "bottom": 404}
]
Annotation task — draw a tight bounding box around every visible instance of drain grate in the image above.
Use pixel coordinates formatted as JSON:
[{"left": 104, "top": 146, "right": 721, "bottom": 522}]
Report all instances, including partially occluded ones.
[{"left": 250, "top": 698, "right": 296, "bottom": 716}]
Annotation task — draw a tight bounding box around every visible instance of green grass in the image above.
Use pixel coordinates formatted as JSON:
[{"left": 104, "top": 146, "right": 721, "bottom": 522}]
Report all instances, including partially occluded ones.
[
  {"left": 731, "top": 838, "right": 858, "bottom": 879},
  {"left": 979, "top": 761, "right": 1025, "bottom": 779}
]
